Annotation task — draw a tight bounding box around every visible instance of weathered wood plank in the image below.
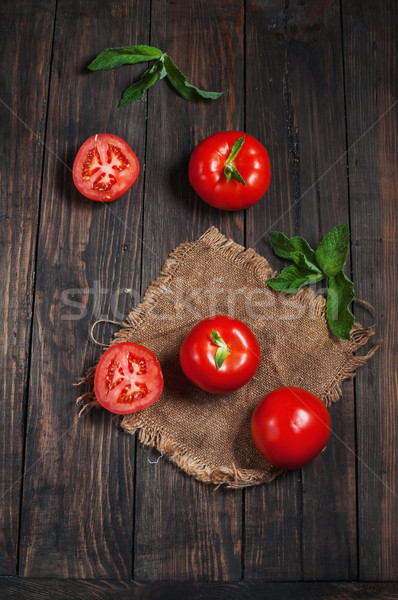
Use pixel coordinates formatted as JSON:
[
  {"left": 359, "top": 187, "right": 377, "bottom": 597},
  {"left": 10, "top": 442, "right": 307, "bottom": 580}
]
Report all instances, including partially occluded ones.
[
  {"left": 244, "top": 1, "right": 301, "bottom": 578},
  {"left": 245, "top": 0, "right": 356, "bottom": 579},
  {"left": 1, "top": 578, "right": 398, "bottom": 600},
  {"left": 6, "top": 0, "right": 396, "bottom": 584},
  {"left": 133, "top": 0, "right": 245, "bottom": 581},
  {"left": 19, "top": 0, "right": 150, "bottom": 577},
  {"left": 342, "top": 0, "right": 398, "bottom": 581},
  {"left": 285, "top": 0, "right": 357, "bottom": 580},
  {"left": 0, "top": 0, "right": 56, "bottom": 575}
]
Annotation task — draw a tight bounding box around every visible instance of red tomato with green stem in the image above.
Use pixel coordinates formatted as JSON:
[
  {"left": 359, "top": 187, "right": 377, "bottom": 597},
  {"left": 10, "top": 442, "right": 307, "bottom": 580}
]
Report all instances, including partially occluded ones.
[
  {"left": 94, "top": 342, "right": 163, "bottom": 414},
  {"left": 72, "top": 133, "right": 140, "bottom": 202},
  {"left": 251, "top": 387, "right": 331, "bottom": 469},
  {"left": 188, "top": 131, "right": 271, "bottom": 210},
  {"left": 179, "top": 315, "right": 260, "bottom": 394}
]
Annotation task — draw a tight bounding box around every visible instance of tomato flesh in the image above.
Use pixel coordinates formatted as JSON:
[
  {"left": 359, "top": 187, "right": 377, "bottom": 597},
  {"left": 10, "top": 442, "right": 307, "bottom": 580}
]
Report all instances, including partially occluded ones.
[
  {"left": 94, "top": 342, "right": 163, "bottom": 414},
  {"left": 179, "top": 315, "right": 260, "bottom": 394},
  {"left": 251, "top": 387, "right": 331, "bottom": 469},
  {"left": 73, "top": 133, "right": 139, "bottom": 201}
]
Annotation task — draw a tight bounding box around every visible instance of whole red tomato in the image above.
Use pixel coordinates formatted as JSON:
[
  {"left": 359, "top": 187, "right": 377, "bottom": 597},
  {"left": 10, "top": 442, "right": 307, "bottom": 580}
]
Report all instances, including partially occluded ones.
[
  {"left": 251, "top": 387, "right": 331, "bottom": 469},
  {"left": 180, "top": 315, "right": 260, "bottom": 394},
  {"left": 73, "top": 133, "right": 140, "bottom": 202},
  {"left": 188, "top": 131, "right": 271, "bottom": 210}
]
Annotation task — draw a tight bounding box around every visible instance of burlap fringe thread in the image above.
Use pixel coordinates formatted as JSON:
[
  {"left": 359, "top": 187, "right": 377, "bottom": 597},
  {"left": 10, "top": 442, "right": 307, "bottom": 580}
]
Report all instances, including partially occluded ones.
[{"left": 76, "top": 226, "right": 379, "bottom": 488}]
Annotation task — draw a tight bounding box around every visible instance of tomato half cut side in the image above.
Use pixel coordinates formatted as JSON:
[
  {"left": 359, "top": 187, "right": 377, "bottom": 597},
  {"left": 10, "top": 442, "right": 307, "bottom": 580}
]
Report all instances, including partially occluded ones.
[
  {"left": 72, "top": 133, "right": 140, "bottom": 201},
  {"left": 94, "top": 342, "right": 163, "bottom": 414}
]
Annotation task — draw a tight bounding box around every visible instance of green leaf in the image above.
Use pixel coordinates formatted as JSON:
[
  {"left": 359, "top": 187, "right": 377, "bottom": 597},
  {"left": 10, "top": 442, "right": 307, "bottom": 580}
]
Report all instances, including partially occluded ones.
[
  {"left": 326, "top": 270, "right": 355, "bottom": 340},
  {"left": 211, "top": 329, "right": 230, "bottom": 368},
  {"left": 270, "top": 231, "right": 317, "bottom": 264},
  {"left": 266, "top": 264, "right": 324, "bottom": 294},
  {"left": 88, "top": 44, "right": 223, "bottom": 105},
  {"left": 119, "top": 60, "right": 162, "bottom": 106},
  {"left": 227, "top": 136, "right": 245, "bottom": 163},
  {"left": 315, "top": 223, "right": 350, "bottom": 277},
  {"left": 88, "top": 45, "right": 163, "bottom": 70},
  {"left": 215, "top": 346, "right": 228, "bottom": 369},
  {"left": 290, "top": 251, "right": 323, "bottom": 274},
  {"left": 211, "top": 329, "right": 225, "bottom": 347},
  {"left": 163, "top": 54, "right": 223, "bottom": 101},
  {"left": 224, "top": 163, "right": 246, "bottom": 185},
  {"left": 268, "top": 225, "right": 355, "bottom": 339},
  {"left": 224, "top": 135, "right": 247, "bottom": 185}
]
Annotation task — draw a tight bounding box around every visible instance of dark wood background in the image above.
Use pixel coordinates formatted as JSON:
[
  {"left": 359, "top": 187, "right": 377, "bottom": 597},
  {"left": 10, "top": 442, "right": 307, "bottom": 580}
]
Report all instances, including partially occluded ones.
[{"left": 1, "top": 0, "right": 397, "bottom": 598}]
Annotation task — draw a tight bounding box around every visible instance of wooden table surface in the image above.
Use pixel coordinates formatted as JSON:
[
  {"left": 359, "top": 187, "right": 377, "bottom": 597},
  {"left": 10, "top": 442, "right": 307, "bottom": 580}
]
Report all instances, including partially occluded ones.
[{"left": 1, "top": 0, "right": 397, "bottom": 598}]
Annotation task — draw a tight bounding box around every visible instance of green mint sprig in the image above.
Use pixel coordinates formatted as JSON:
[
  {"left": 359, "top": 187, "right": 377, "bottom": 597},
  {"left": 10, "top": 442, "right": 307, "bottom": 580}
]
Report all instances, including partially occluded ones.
[
  {"left": 224, "top": 136, "right": 247, "bottom": 185},
  {"left": 211, "top": 330, "right": 230, "bottom": 369},
  {"left": 88, "top": 44, "right": 223, "bottom": 106},
  {"left": 266, "top": 223, "right": 355, "bottom": 340}
]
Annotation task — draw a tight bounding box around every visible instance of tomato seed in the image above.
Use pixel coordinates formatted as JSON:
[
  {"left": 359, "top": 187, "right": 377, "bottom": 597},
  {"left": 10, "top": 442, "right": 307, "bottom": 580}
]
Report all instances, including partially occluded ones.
[
  {"left": 92, "top": 172, "right": 117, "bottom": 191},
  {"left": 107, "top": 144, "right": 130, "bottom": 171},
  {"left": 105, "top": 358, "right": 124, "bottom": 393},
  {"left": 127, "top": 353, "right": 147, "bottom": 375},
  {"left": 82, "top": 146, "right": 102, "bottom": 178},
  {"left": 117, "top": 383, "right": 148, "bottom": 403}
]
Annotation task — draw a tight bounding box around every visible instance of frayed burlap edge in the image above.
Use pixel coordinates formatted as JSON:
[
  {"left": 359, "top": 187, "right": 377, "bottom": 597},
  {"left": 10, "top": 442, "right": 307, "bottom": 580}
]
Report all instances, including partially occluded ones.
[
  {"left": 122, "top": 420, "right": 284, "bottom": 488},
  {"left": 76, "top": 226, "right": 379, "bottom": 488}
]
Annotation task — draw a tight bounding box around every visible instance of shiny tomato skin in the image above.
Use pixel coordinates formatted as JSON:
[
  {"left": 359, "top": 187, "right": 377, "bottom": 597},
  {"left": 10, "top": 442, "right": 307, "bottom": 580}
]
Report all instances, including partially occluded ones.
[
  {"left": 72, "top": 133, "right": 139, "bottom": 202},
  {"left": 94, "top": 342, "right": 163, "bottom": 415},
  {"left": 188, "top": 131, "right": 271, "bottom": 210},
  {"left": 179, "top": 315, "right": 260, "bottom": 394},
  {"left": 251, "top": 387, "right": 331, "bottom": 469}
]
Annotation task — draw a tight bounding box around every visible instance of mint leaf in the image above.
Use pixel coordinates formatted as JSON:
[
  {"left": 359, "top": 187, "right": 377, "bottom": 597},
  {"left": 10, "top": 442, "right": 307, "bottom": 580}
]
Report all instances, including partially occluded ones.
[
  {"left": 119, "top": 60, "right": 162, "bottom": 106},
  {"left": 266, "top": 264, "right": 324, "bottom": 294},
  {"left": 88, "top": 45, "right": 163, "bottom": 70},
  {"left": 227, "top": 136, "right": 245, "bottom": 163},
  {"left": 163, "top": 55, "right": 223, "bottom": 100},
  {"left": 326, "top": 271, "right": 355, "bottom": 340},
  {"left": 215, "top": 346, "right": 228, "bottom": 369},
  {"left": 211, "top": 329, "right": 230, "bottom": 368},
  {"left": 211, "top": 329, "right": 225, "bottom": 347},
  {"left": 88, "top": 44, "right": 223, "bottom": 105},
  {"left": 225, "top": 163, "right": 246, "bottom": 185},
  {"left": 268, "top": 225, "right": 356, "bottom": 340},
  {"left": 224, "top": 135, "right": 247, "bottom": 185},
  {"left": 315, "top": 223, "right": 349, "bottom": 277},
  {"left": 269, "top": 231, "right": 295, "bottom": 258},
  {"left": 290, "top": 252, "right": 324, "bottom": 275},
  {"left": 270, "top": 231, "right": 316, "bottom": 264}
]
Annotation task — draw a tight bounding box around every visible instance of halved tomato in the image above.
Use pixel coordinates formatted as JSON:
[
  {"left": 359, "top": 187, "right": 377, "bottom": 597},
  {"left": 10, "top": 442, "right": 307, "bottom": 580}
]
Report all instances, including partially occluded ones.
[
  {"left": 94, "top": 342, "right": 163, "bottom": 414},
  {"left": 72, "top": 133, "right": 140, "bottom": 201}
]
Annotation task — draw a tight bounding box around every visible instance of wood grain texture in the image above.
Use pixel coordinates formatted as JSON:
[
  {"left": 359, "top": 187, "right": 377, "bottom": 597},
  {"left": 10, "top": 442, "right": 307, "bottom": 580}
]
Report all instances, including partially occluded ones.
[
  {"left": 342, "top": 0, "right": 398, "bottom": 581},
  {"left": 0, "top": 0, "right": 56, "bottom": 575},
  {"left": 18, "top": 0, "right": 150, "bottom": 577},
  {"left": 133, "top": 0, "right": 244, "bottom": 581},
  {"left": 2, "top": 0, "right": 397, "bottom": 586},
  {"left": 287, "top": 1, "right": 357, "bottom": 581},
  {"left": 245, "top": 0, "right": 356, "bottom": 579},
  {"left": 1, "top": 579, "right": 398, "bottom": 600},
  {"left": 244, "top": 0, "right": 301, "bottom": 579}
]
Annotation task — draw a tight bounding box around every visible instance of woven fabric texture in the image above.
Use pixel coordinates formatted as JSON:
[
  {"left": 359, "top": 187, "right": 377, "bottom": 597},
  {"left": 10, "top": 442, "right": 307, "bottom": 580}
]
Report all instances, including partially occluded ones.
[{"left": 78, "top": 227, "right": 375, "bottom": 487}]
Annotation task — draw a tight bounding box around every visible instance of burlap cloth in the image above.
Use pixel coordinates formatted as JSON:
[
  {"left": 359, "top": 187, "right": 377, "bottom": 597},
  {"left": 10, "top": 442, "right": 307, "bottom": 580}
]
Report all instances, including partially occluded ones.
[{"left": 78, "top": 227, "right": 377, "bottom": 487}]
